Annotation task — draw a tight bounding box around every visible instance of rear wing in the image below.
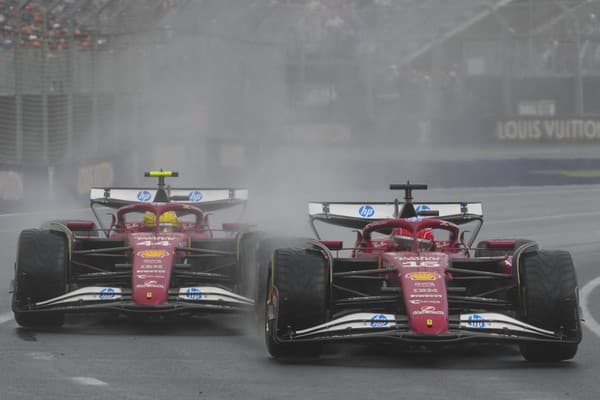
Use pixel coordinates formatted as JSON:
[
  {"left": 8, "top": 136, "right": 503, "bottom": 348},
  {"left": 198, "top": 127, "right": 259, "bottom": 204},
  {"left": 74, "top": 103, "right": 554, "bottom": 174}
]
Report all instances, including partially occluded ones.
[
  {"left": 308, "top": 201, "right": 483, "bottom": 242},
  {"left": 90, "top": 187, "right": 248, "bottom": 212}
]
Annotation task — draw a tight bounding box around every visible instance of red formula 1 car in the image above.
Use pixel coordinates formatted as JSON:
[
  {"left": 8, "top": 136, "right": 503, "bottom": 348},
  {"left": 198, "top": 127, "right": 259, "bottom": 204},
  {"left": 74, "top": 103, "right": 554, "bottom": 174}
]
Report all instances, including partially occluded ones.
[
  {"left": 264, "top": 183, "right": 582, "bottom": 362},
  {"left": 11, "top": 170, "right": 262, "bottom": 327}
]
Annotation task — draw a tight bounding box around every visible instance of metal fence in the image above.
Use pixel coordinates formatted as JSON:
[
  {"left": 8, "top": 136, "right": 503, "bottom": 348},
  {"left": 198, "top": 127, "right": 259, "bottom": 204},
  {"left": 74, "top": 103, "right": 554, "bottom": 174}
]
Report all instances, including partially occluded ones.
[{"left": 5, "top": 0, "right": 600, "bottom": 168}]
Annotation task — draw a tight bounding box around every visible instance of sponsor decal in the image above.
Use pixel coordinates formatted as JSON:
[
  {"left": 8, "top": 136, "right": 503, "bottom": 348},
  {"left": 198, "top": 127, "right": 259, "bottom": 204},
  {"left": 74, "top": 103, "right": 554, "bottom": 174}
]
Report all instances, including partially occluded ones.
[
  {"left": 415, "top": 205, "right": 431, "bottom": 213},
  {"left": 467, "top": 314, "right": 486, "bottom": 328},
  {"left": 136, "top": 274, "right": 164, "bottom": 279},
  {"left": 412, "top": 305, "right": 445, "bottom": 316},
  {"left": 138, "top": 264, "right": 166, "bottom": 270},
  {"left": 414, "top": 282, "right": 436, "bottom": 287},
  {"left": 188, "top": 191, "right": 203, "bottom": 202},
  {"left": 136, "top": 280, "right": 165, "bottom": 289},
  {"left": 396, "top": 256, "right": 440, "bottom": 261},
  {"left": 370, "top": 314, "right": 389, "bottom": 327},
  {"left": 137, "top": 190, "right": 152, "bottom": 202},
  {"left": 409, "top": 299, "right": 441, "bottom": 305},
  {"left": 99, "top": 287, "right": 115, "bottom": 300},
  {"left": 410, "top": 294, "right": 443, "bottom": 298},
  {"left": 358, "top": 205, "right": 375, "bottom": 218},
  {"left": 140, "top": 258, "right": 163, "bottom": 264},
  {"left": 137, "top": 249, "right": 169, "bottom": 258},
  {"left": 184, "top": 287, "right": 203, "bottom": 300},
  {"left": 413, "top": 288, "right": 439, "bottom": 293},
  {"left": 136, "top": 240, "right": 172, "bottom": 247},
  {"left": 401, "top": 260, "right": 441, "bottom": 268},
  {"left": 372, "top": 241, "right": 389, "bottom": 248},
  {"left": 405, "top": 272, "right": 441, "bottom": 281},
  {"left": 496, "top": 119, "right": 600, "bottom": 142}
]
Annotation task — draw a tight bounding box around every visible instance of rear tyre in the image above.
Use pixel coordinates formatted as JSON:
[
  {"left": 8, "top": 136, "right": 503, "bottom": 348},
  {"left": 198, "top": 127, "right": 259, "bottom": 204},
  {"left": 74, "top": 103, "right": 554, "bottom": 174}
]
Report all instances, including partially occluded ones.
[
  {"left": 13, "top": 229, "right": 68, "bottom": 328},
  {"left": 254, "top": 237, "right": 310, "bottom": 315},
  {"left": 475, "top": 238, "right": 534, "bottom": 258},
  {"left": 236, "top": 231, "right": 264, "bottom": 299},
  {"left": 517, "top": 250, "right": 581, "bottom": 362},
  {"left": 265, "top": 248, "right": 328, "bottom": 358}
]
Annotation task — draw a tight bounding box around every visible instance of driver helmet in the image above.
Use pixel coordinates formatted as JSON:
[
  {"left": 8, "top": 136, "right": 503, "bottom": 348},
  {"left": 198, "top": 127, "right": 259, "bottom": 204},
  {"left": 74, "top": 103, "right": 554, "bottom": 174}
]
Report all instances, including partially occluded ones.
[
  {"left": 143, "top": 211, "right": 178, "bottom": 231},
  {"left": 392, "top": 228, "right": 434, "bottom": 251}
]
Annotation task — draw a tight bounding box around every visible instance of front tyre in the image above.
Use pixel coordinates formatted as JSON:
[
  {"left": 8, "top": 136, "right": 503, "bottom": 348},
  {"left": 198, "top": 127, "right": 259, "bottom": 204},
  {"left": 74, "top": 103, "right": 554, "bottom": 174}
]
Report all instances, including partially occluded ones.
[
  {"left": 517, "top": 250, "right": 581, "bottom": 362},
  {"left": 12, "top": 229, "right": 68, "bottom": 328},
  {"left": 265, "top": 248, "right": 328, "bottom": 358}
]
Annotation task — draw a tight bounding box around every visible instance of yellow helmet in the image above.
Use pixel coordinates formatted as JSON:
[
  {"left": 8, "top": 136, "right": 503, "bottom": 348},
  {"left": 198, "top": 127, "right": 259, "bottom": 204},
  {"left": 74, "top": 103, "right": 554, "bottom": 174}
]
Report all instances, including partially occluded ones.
[{"left": 144, "top": 211, "right": 177, "bottom": 228}]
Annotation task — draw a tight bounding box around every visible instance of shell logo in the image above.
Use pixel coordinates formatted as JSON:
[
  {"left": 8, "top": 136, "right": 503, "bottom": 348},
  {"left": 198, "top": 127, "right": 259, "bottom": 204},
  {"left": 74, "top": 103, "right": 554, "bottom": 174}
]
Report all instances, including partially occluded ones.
[
  {"left": 405, "top": 272, "right": 441, "bottom": 281},
  {"left": 138, "top": 249, "right": 169, "bottom": 258}
]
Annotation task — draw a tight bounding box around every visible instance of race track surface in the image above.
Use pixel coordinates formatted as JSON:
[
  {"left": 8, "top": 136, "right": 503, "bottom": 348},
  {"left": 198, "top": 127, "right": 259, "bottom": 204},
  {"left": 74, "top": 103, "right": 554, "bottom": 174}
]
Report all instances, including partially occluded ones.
[{"left": 1, "top": 185, "right": 600, "bottom": 400}]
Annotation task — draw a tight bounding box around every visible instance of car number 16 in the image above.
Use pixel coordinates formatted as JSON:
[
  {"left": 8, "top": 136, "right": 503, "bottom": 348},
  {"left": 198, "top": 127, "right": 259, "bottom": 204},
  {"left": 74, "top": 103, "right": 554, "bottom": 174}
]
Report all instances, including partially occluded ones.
[{"left": 401, "top": 261, "right": 441, "bottom": 268}]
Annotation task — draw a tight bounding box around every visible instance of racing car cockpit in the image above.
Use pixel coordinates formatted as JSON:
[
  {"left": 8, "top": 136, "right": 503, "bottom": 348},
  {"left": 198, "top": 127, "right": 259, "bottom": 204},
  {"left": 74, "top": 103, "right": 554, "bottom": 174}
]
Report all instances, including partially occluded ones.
[
  {"left": 391, "top": 227, "right": 435, "bottom": 252},
  {"left": 113, "top": 202, "right": 208, "bottom": 236}
]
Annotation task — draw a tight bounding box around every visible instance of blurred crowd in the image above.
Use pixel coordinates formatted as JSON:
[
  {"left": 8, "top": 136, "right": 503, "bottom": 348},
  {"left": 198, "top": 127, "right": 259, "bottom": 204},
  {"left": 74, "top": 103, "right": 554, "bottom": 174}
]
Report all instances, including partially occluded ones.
[
  {"left": 272, "top": 0, "right": 392, "bottom": 59},
  {"left": 0, "top": 0, "right": 104, "bottom": 51},
  {"left": 539, "top": 11, "right": 600, "bottom": 74}
]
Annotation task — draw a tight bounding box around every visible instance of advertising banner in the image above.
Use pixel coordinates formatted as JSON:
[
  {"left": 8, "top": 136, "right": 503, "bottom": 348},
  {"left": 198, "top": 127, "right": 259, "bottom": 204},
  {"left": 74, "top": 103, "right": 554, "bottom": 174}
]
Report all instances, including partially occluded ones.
[{"left": 496, "top": 119, "right": 600, "bottom": 142}]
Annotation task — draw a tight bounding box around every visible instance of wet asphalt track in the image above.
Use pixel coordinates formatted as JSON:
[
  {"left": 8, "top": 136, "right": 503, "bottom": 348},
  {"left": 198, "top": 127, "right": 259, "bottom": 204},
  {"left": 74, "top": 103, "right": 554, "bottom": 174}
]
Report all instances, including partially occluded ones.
[{"left": 1, "top": 185, "right": 600, "bottom": 400}]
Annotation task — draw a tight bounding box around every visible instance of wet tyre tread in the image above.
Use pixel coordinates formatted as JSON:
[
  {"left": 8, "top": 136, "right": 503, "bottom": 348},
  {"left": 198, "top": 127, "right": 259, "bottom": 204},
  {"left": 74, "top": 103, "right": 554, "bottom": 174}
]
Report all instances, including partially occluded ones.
[{"left": 518, "top": 250, "right": 580, "bottom": 362}]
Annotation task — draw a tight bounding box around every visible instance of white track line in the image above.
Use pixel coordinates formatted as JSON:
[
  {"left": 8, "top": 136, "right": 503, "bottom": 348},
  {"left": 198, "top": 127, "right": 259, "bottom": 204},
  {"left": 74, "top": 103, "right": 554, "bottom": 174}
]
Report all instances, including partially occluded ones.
[
  {"left": 581, "top": 276, "right": 600, "bottom": 338},
  {"left": 69, "top": 377, "right": 109, "bottom": 386},
  {"left": 0, "top": 312, "right": 13, "bottom": 325}
]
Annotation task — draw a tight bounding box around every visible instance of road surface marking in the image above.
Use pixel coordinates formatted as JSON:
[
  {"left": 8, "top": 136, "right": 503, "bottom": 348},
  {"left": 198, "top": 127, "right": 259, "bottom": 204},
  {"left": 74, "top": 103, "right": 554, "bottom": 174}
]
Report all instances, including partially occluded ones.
[
  {"left": 580, "top": 275, "right": 600, "bottom": 338},
  {"left": 69, "top": 377, "right": 109, "bottom": 386},
  {"left": 28, "top": 352, "right": 56, "bottom": 361},
  {"left": 0, "top": 312, "right": 13, "bottom": 325}
]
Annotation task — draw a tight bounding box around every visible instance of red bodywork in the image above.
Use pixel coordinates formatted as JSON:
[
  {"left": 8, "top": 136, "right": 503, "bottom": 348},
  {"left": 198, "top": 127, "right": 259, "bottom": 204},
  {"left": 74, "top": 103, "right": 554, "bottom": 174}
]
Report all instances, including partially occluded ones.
[
  {"left": 110, "top": 202, "right": 210, "bottom": 306},
  {"left": 354, "top": 218, "right": 466, "bottom": 335}
]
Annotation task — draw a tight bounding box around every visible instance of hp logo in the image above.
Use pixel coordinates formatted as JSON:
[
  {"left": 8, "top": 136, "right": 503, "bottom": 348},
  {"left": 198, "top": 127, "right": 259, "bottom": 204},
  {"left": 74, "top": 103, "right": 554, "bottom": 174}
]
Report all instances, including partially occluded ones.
[
  {"left": 185, "top": 287, "right": 202, "bottom": 300},
  {"left": 358, "top": 205, "right": 375, "bottom": 218},
  {"left": 188, "top": 191, "right": 203, "bottom": 202},
  {"left": 370, "top": 314, "right": 389, "bottom": 327},
  {"left": 137, "top": 191, "right": 152, "bottom": 202}
]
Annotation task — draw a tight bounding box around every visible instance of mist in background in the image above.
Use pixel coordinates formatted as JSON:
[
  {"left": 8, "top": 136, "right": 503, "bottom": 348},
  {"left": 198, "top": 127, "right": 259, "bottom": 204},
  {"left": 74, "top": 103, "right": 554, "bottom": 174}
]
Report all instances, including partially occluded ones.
[{"left": 4, "top": 0, "right": 600, "bottom": 231}]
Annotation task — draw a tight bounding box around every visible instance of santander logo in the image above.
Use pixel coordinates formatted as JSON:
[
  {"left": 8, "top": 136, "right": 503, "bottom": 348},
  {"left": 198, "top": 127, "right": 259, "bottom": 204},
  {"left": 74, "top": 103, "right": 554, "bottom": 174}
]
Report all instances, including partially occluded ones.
[{"left": 412, "top": 305, "right": 445, "bottom": 316}]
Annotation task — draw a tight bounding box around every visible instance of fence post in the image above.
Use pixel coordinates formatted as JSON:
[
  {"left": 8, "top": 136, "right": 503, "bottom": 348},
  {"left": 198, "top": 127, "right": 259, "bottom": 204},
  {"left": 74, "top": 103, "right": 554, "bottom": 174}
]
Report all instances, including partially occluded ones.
[
  {"left": 14, "top": 7, "right": 22, "bottom": 162},
  {"left": 41, "top": 5, "right": 48, "bottom": 162},
  {"left": 66, "top": 37, "right": 74, "bottom": 159}
]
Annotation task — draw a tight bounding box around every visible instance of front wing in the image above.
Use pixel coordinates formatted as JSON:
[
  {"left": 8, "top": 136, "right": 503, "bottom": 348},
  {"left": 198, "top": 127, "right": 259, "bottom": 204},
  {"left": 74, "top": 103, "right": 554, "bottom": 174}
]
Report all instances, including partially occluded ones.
[
  {"left": 269, "top": 312, "right": 579, "bottom": 345},
  {"left": 13, "top": 286, "right": 254, "bottom": 314}
]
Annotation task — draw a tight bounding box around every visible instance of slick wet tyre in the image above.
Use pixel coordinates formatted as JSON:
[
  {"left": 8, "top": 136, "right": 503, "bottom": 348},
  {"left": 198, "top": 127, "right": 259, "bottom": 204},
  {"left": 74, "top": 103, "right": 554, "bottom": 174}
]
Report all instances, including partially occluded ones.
[
  {"left": 265, "top": 248, "right": 328, "bottom": 358},
  {"left": 13, "top": 229, "right": 68, "bottom": 328},
  {"left": 517, "top": 250, "right": 581, "bottom": 362}
]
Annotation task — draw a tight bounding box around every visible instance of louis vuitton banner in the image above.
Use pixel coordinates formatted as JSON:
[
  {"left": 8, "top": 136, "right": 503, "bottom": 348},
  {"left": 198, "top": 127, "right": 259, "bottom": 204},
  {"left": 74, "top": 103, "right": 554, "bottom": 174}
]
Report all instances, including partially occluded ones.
[{"left": 496, "top": 119, "right": 600, "bottom": 142}]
